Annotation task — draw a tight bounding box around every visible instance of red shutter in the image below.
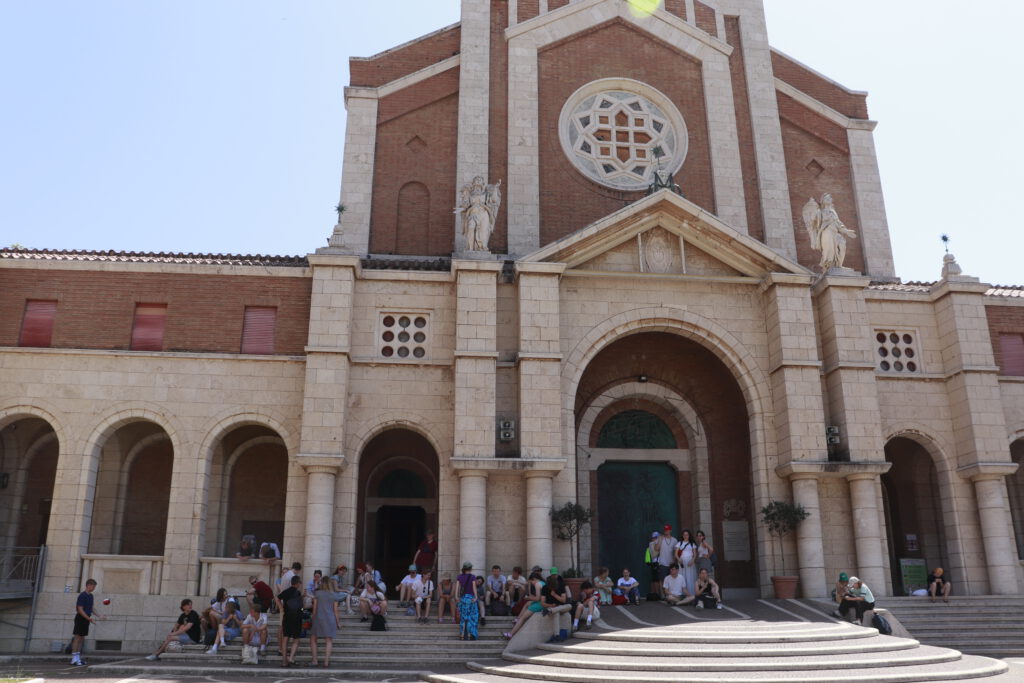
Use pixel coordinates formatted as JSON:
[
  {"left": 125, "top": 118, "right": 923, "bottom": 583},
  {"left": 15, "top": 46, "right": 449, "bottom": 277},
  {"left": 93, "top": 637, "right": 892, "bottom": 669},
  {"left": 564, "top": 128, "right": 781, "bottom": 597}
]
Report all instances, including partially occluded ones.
[
  {"left": 130, "top": 303, "right": 167, "bottom": 351},
  {"left": 19, "top": 300, "right": 57, "bottom": 347},
  {"left": 1000, "top": 333, "right": 1024, "bottom": 376},
  {"left": 241, "top": 306, "right": 277, "bottom": 354}
]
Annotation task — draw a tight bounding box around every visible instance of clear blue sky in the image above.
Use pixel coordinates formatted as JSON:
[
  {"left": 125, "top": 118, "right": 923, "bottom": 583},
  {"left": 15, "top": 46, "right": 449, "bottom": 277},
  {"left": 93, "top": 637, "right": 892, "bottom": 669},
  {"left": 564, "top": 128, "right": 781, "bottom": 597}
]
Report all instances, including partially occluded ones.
[{"left": 2, "top": 1, "right": 1021, "bottom": 285}]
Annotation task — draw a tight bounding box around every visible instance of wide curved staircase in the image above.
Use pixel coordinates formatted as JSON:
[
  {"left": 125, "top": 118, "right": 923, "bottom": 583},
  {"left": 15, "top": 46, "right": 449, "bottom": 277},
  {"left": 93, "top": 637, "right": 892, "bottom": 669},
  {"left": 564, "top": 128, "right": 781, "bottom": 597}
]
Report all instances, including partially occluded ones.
[{"left": 425, "top": 619, "right": 1014, "bottom": 682}]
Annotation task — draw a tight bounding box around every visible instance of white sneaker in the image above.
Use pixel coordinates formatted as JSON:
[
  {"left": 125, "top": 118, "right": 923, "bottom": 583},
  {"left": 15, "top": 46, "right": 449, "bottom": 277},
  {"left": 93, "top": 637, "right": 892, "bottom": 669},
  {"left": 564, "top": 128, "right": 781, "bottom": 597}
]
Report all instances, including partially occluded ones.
[
  {"left": 716, "top": 603, "right": 724, "bottom": 610},
  {"left": 145, "top": 654, "right": 159, "bottom": 661},
  {"left": 695, "top": 602, "right": 703, "bottom": 609},
  {"left": 206, "top": 645, "right": 218, "bottom": 654}
]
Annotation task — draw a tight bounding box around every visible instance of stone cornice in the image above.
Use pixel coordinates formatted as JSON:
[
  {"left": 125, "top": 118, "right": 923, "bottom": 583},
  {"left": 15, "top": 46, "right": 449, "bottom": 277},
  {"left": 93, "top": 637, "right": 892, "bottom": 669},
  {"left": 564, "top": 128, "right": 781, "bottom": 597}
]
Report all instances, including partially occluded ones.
[
  {"left": 450, "top": 457, "right": 566, "bottom": 473},
  {"left": 776, "top": 461, "right": 891, "bottom": 479},
  {"left": 956, "top": 462, "right": 1019, "bottom": 481},
  {"left": 296, "top": 454, "right": 346, "bottom": 473}
]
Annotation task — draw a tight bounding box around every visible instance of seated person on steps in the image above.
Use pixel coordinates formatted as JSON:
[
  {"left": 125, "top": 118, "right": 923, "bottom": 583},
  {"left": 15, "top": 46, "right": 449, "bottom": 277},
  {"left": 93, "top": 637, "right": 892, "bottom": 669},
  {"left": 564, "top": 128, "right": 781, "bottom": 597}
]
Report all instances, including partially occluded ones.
[
  {"left": 928, "top": 567, "right": 951, "bottom": 603},
  {"left": 663, "top": 564, "right": 696, "bottom": 606},
  {"left": 694, "top": 567, "right": 724, "bottom": 609}
]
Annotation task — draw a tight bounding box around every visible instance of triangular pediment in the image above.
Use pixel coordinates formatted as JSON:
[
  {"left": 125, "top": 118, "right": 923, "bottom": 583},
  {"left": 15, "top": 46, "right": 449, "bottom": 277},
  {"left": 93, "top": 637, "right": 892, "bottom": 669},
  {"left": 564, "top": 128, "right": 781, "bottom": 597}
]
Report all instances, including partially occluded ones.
[{"left": 521, "top": 190, "right": 810, "bottom": 278}]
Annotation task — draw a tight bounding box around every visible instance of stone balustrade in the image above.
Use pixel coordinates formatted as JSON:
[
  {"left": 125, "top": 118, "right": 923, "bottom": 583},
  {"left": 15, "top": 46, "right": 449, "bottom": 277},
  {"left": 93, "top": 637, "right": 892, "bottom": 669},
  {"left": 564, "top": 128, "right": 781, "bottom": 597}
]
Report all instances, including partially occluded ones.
[
  {"left": 81, "top": 554, "right": 163, "bottom": 595},
  {"left": 199, "top": 556, "right": 280, "bottom": 598}
]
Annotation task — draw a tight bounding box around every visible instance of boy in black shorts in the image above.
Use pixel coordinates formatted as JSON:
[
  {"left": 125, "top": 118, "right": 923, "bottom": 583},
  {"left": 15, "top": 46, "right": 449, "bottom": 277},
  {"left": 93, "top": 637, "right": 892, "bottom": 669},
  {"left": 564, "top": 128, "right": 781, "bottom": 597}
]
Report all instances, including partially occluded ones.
[{"left": 71, "top": 579, "right": 103, "bottom": 666}]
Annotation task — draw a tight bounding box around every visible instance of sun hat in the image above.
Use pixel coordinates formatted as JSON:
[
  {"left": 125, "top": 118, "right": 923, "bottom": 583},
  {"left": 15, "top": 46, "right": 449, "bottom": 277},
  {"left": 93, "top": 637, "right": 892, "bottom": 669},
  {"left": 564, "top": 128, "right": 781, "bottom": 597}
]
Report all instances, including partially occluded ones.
[
  {"left": 839, "top": 572, "right": 848, "bottom": 582},
  {"left": 650, "top": 531, "right": 659, "bottom": 539},
  {"left": 408, "top": 564, "right": 418, "bottom": 571},
  {"left": 549, "top": 567, "right": 559, "bottom": 575},
  {"left": 663, "top": 524, "right": 672, "bottom": 532},
  {"left": 462, "top": 561, "right": 473, "bottom": 570}
]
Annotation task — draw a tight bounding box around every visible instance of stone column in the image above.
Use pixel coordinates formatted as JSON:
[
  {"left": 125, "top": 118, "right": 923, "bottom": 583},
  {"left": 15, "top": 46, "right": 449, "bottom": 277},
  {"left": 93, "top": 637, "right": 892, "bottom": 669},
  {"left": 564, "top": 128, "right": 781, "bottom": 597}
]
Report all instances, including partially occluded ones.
[
  {"left": 960, "top": 464, "right": 1020, "bottom": 594},
  {"left": 847, "top": 473, "right": 886, "bottom": 593},
  {"left": 526, "top": 472, "right": 554, "bottom": 570},
  {"left": 329, "top": 89, "right": 378, "bottom": 252},
  {"left": 790, "top": 475, "right": 826, "bottom": 598},
  {"left": 301, "top": 460, "right": 341, "bottom": 573},
  {"left": 458, "top": 470, "right": 488, "bottom": 572}
]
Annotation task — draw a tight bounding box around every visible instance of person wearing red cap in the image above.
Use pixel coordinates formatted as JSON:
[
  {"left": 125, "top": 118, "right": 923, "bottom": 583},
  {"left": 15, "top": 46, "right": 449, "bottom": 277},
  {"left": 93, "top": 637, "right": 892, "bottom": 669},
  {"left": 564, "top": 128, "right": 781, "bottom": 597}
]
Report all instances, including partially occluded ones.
[{"left": 653, "top": 524, "right": 677, "bottom": 597}]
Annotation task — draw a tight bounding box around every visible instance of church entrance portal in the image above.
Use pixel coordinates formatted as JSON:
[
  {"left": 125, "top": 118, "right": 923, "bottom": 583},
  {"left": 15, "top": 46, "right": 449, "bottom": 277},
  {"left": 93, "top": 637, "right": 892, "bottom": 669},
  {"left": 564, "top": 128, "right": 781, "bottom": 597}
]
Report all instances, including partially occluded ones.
[{"left": 357, "top": 429, "right": 438, "bottom": 595}]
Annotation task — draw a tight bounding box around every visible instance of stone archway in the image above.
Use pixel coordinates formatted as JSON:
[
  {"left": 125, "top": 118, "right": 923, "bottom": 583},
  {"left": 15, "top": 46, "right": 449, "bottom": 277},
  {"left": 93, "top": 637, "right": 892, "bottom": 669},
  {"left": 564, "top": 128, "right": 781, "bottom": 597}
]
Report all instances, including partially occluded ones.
[
  {"left": 575, "top": 330, "right": 756, "bottom": 590},
  {"left": 1007, "top": 438, "right": 1024, "bottom": 561},
  {"left": 0, "top": 417, "right": 59, "bottom": 549},
  {"left": 882, "top": 436, "right": 949, "bottom": 594},
  {"left": 356, "top": 429, "right": 439, "bottom": 594}
]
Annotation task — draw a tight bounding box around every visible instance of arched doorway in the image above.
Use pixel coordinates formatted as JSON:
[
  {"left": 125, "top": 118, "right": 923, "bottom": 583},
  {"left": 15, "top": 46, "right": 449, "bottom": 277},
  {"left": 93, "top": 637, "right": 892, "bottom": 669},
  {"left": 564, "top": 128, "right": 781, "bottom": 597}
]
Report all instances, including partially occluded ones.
[
  {"left": 88, "top": 420, "right": 173, "bottom": 556},
  {"left": 204, "top": 424, "right": 289, "bottom": 556},
  {"left": 882, "top": 436, "right": 948, "bottom": 594},
  {"left": 1007, "top": 439, "right": 1024, "bottom": 561},
  {"left": 576, "top": 331, "right": 756, "bottom": 591},
  {"left": 357, "top": 429, "right": 438, "bottom": 593},
  {"left": 0, "top": 416, "right": 59, "bottom": 548}
]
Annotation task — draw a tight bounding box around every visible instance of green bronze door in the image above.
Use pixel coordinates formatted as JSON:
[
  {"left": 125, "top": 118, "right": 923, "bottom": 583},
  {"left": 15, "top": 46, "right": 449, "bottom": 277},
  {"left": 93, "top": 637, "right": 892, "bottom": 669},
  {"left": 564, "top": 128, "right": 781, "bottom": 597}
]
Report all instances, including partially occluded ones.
[{"left": 596, "top": 461, "right": 679, "bottom": 595}]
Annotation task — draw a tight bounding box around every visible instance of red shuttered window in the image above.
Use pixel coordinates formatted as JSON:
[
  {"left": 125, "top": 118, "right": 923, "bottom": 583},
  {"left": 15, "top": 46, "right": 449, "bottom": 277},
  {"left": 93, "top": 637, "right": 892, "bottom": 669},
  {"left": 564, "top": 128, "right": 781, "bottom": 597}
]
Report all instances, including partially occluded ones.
[
  {"left": 130, "top": 303, "right": 168, "bottom": 351},
  {"left": 19, "top": 300, "right": 57, "bottom": 347},
  {"left": 241, "top": 306, "right": 277, "bottom": 355},
  {"left": 1000, "top": 333, "right": 1024, "bottom": 376}
]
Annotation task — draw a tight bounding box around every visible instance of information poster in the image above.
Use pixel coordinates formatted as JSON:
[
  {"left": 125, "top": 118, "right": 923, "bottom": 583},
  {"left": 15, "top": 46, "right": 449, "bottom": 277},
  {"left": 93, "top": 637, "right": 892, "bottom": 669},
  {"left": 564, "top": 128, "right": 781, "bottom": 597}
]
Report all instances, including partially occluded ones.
[{"left": 899, "top": 558, "right": 927, "bottom": 593}]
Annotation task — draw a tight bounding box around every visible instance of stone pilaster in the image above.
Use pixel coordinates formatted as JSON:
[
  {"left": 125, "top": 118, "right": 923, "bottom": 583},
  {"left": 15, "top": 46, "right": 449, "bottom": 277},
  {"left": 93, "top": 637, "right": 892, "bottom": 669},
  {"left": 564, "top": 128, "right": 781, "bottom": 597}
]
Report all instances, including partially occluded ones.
[
  {"left": 454, "top": 0, "right": 491, "bottom": 253},
  {"left": 525, "top": 472, "right": 554, "bottom": 570},
  {"left": 790, "top": 474, "right": 826, "bottom": 598},
  {"left": 161, "top": 442, "right": 205, "bottom": 595},
  {"left": 454, "top": 260, "right": 501, "bottom": 459},
  {"left": 458, "top": 470, "right": 488, "bottom": 572},
  {"left": 298, "top": 255, "right": 359, "bottom": 565},
  {"left": 762, "top": 275, "right": 827, "bottom": 468},
  {"left": 299, "top": 456, "right": 343, "bottom": 573},
  {"left": 959, "top": 463, "right": 1020, "bottom": 594},
  {"left": 847, "top": 126, "right": 895, "bottom": 278},
  {"left": 329, "top": 89, "right": 378, "bottom": 253},
  {"left": 43, "top": 446, "right": 95, "bottom": 592},
  {"left": 516, "top": 263, "right": 564, "bottom": 459},
  {"left": 812, "top": 274, "right": 886, "bottom": 464},
  {"left": 848, "top": 473, "right": 887, "bottom": 594}
]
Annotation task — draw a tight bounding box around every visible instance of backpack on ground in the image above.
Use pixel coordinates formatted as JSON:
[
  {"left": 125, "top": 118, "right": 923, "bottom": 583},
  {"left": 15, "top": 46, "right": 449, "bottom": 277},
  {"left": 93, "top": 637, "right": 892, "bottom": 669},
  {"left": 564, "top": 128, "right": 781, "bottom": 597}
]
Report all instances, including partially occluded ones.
[
  {"left": 511, "top": 598, "right": 528, "bottom": 616},
  {"left": 240, "top": 644, "right": 259, "bottom": 665},
  {"left": 699, "top": 594, "right": 717, "bottom": 610},
  {"left": 646, "top": 592, "right": 661, "bottom": 602},
  {"left": 871, "top": 613, "right": 892, "bottom": 636},
  {"left": 490, "top": 600, "right": 509, "bottom": 617},
  {"left": 370, "top": 613, "right": 388, "bottom": 631}
]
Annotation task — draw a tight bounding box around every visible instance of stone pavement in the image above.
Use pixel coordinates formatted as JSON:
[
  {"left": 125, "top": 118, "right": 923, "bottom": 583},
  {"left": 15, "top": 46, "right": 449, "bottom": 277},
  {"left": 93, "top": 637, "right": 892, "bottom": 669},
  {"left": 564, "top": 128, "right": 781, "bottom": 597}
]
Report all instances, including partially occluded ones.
[{"left": 2, "top": 599, "right": 1023, "bottom": 681}]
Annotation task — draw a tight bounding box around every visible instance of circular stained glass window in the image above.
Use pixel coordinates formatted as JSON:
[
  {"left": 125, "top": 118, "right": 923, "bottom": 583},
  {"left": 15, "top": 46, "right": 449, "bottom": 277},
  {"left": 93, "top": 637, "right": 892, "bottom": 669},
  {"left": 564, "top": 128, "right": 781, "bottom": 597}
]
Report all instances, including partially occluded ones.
[{"left": 559, "top": 80, "right": 688, "bottom": 191}]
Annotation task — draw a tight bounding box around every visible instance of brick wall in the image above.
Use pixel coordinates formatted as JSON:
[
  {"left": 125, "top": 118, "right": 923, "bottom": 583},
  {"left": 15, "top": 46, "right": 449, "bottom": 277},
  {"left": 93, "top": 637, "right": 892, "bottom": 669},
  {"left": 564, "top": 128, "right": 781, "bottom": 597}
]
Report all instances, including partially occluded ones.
[
  {"left": 349, "top": 25, "right": 461, "bottom": 88},
  {"left": 986, "top": 305, "right": 1024, "bottom": 374},
  {"left": 0, "top": 268, "right": 311, "bottom": 354},
  {"left": 694, "top": 1, "right": 718, "bottom": 38},
  {"left": 777, "top": 93, "right": 865, "bottom": 273},
  {"left": 537, "top": 20, "right": 715, "bottom": 246},
  {"left": 771, "top": 51, "right": 869, "bottom": 120},
  {"left": 575, "top": 331, "right": 755, "bottom": 588},
  {"left": 370, "top": 70, "right": 459, "bottom": 256}
]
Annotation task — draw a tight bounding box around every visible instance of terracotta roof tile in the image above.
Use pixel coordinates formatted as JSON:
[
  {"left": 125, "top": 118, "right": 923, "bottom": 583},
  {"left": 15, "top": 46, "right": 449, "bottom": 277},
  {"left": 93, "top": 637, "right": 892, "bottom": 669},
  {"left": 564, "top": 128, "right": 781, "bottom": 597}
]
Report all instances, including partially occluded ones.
[
  {"left": 986, "top": 285, "right": 1024, "bottom": 298},
  {"left": 0, "top": 248, "right": 308, "bottom": 267}
]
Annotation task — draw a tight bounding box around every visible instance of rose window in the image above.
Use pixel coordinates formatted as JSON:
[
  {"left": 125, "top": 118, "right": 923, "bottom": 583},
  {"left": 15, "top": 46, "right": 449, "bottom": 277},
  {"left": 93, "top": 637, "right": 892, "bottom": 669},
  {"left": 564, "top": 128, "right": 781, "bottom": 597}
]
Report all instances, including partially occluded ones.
[{"left": 560, "top": 83, "right": 687, "bottom": 192}]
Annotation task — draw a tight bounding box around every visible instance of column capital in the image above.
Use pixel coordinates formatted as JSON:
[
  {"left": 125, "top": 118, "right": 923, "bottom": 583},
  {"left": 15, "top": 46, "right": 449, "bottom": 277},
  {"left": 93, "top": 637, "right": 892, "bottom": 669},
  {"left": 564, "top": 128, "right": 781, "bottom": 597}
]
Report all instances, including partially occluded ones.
[
  {"left": 456, "top": 468, "right": 489, "bottom": 479},
  {"left": 957, "top": 462, "right": 1019, "bottom": 482},
  {"left": 450, "top": 457, "right": 565, "bottom": 474},
  {"left": 776, "top": 461, "right": 890, "bottom": 480},
  {"left": 296, "top": 453, "right": 345, "bottom": 474}
]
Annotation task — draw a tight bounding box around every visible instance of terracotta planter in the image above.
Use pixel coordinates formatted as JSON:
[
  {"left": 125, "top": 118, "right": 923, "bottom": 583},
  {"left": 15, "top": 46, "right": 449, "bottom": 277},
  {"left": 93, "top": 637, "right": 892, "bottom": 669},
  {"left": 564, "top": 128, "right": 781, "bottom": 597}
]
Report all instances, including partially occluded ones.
[
  {"left": 564, "top": 577, "right": 586, "bottom": 599},
  {"left": 770, "top": 575, "right": 799, "bottom": 599}
]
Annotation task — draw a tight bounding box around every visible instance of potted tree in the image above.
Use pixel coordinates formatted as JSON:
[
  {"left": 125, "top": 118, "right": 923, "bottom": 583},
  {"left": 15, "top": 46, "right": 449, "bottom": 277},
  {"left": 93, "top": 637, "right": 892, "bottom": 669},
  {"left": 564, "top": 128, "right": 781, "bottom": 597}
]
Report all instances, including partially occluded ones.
[
  {"left": 760, "top": 500, "right": 809, "bottom": 599},
  {"left": 550, "top": 502, "right": 593, "bottom": 596}
]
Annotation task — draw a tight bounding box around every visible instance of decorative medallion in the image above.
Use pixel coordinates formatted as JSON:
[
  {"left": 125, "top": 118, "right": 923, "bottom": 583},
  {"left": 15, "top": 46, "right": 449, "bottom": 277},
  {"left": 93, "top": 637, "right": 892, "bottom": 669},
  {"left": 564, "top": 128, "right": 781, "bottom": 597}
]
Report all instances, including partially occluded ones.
[{"left": 559, "top": 79, "right": 687, "bottom": 191}]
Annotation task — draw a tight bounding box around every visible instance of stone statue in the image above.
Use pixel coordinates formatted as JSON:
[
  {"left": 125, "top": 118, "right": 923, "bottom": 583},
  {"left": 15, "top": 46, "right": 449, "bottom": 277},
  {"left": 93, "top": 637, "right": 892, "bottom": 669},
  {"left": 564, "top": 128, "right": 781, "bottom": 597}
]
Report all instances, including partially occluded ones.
[
  {"left": 802, "top": 194, "right": 857, "bottom": 271},
  {"left": 454, "top": 176, "right": 501, "bottom": 252}
]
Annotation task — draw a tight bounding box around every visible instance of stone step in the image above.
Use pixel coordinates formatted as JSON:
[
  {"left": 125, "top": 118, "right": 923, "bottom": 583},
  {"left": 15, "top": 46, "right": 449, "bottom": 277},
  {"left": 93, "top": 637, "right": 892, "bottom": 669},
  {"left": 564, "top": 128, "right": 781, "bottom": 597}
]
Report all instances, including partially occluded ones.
[
  {"left": 502, "top": 644, "right": 961, "bottom": 672},
  {"left": 571, "top": 623, "right": 877, "bottom": 644},
  {"left": 437, "top": 654, "right": 1008, "bottom": 681},
  {"left": 545, "top": 636, "right": 921, "bottom": 658},
  {"left": 93, "top": 661, "right": 432, "bottom": 680}
]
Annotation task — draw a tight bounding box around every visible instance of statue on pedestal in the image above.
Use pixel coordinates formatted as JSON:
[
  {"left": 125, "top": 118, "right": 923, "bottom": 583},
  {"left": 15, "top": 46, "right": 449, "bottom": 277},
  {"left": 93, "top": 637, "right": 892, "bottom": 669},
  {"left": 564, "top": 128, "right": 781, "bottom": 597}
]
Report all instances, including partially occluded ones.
[
  {"left": 802, "top": 194, "right": 857, "bottom": 271},
  {"left": 455, "top": 176, "right": 501, "bottom": 253}
]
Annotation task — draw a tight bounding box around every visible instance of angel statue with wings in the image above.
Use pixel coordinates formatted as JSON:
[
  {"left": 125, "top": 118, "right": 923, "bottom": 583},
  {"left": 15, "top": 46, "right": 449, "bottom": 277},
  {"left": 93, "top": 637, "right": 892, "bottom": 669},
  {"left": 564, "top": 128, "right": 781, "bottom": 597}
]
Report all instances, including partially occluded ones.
[
  {"left": 802, "top": 193, "right": 857, "bottom": 271},
  {"left": 455, "top": 176, "right": 501, "bottom": 252}
]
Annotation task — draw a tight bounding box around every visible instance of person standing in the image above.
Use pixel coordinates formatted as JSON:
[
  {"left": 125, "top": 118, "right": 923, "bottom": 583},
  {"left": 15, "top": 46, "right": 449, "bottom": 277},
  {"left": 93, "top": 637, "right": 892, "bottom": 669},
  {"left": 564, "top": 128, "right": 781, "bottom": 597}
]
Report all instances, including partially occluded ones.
[
  {"left": 675, "top": 529, "right": 698, "bottom": 594},
  {"left": 310, "top": 573, "right": 339, "bottom": 668},
  {"left": 276, "top": 575, "right": 304, "bottom": 667},
  {"left": 70, "top": 578, "right": 103, "bottom": 666},
  {"left": 654, "top": 525, "right": 677, "bottom": 594},
  {"left": 412, "top": 531, "right": 438, "bottom": 574}
]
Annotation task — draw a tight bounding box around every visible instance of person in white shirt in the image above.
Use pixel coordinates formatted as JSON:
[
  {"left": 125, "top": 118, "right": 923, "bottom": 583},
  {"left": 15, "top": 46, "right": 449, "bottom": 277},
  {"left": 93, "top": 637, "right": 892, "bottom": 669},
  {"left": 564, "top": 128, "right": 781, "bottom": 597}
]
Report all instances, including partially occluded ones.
[
  {"left": 258, "top": 541, "right": 281, "bottom": 560},
  {"left": 413, "top": 570, "right": 435, "bottom": 623},
  {"left": 241, "top": 603, "right": 269, "bottom": 651},
  {"left": 398, "top": 565, "right": 422, "bottom": 607},
  {"left": 662, "top": 564, "right": 696, "bottom": 606},
  {"left": 485, "top": 565, "right": 507, "bottom": 612},
  {"left": 504, "top": 566, "right": 528, "bottom": 605},
  {"left": 615, "top": 568, "right": 640, "bottom": 605}
]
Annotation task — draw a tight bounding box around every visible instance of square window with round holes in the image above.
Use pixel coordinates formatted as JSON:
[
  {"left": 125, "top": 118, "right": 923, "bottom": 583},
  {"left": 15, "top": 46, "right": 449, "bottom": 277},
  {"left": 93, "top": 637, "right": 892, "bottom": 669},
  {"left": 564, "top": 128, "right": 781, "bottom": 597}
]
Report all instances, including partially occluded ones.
[
  {"left": 874, "top": 330, "right": 920, "bottom": 374},
  {"left": 379, "top": 313, "right": 429, "bottom": 360}
]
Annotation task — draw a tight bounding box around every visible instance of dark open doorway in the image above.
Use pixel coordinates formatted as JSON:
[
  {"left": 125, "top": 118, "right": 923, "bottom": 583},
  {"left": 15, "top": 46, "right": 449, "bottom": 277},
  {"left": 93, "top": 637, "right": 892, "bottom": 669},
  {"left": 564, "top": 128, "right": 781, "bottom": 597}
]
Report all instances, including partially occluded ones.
[{"left": 375, "top": 505, "right": 426, "bottom": 590}]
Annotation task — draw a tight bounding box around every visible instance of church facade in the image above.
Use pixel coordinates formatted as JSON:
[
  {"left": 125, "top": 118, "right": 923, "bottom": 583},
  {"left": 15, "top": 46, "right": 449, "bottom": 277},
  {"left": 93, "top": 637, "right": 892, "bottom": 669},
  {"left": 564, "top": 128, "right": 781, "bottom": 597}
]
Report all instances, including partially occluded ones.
[{"left": 3, "top": 0, "right": 1024, "bottom": 652}]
